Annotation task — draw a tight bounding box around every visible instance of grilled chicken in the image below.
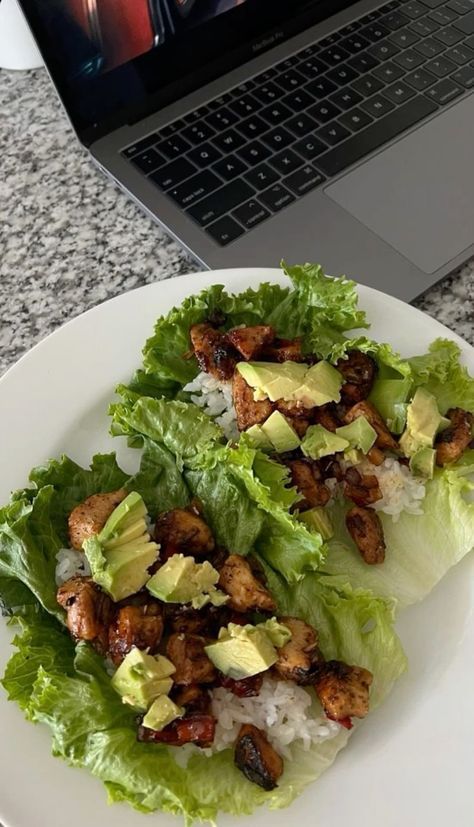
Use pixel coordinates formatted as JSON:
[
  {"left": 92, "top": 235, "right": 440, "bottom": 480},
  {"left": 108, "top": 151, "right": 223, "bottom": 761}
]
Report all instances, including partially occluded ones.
[
  {"left": 261, "top": 337, "right": 304, "bottom": 363},
  {"left": 275, "top": 398, "right": 313, "bottom": 418},
  {"left": 154, "top": 504, "right": 215, "bottom": 560},
  {"left": 346, "top": 506, "right": 386, "bottom": 564},
  {"left": 108, "top": 604, "right": 164, "bottom": 665},
  {"left": 138, "top": 714, "right": 216, "bottom": 747},
  {"left": 337, "top": 350, "right": 377, "bottom": 404},
  {"left": 289, "top": 417, "right": 310, "bottom": 438},
  {"left": 168, "top": 606, "right": 211, "bottom": 636},
  {"left": 343, "top": 467, "right": 383, "bottom": 507},
  {"left": 166, "top": 633, "right": 217, "bottom": 685},
  {"left": 286, "top": 459, "right": 331, "bottom": 510},
  {"left": 313, "top": 403, "right": 343, "bottom": 432},
  {"left": 172, "top": 684, "right": 212, "bottom": 714},
  {"left": 232, "top": 370, "right": 274, "bottom": 431},
  {"left": 317, "top": 455, "right": 344, "bottom": 482},
  {"left": 234, "top": 724, "right": 284, "bottom": 790},
  {"left": 68, "top": 489, "right": 127, "bottom": 550},
  {"left": 435, "top": 407, "right": 473, "bottom": 466},
  {"left": 219, "top": 673, "right": 263, "bottom": 697},
  {"left": 367, "top": 446, "right": 385, "bottom": 466},
  {"left": 314, "top": 660, "right": 373, "bottom": 721},
  {"left": 227, "top": 325, "right": 275, "bottom": 360},
  {"left": 344, "top": 400, "right": 399, "bottom": 452},
  {"left": 57, "top": 577, "right": 113, "bottom": 653},
  {"left": 190, "top": 322, "right": 237, "bottom": 380},
  {"left": 218, "top": 554, "right": 276, "bottom": 613},
  {"left": 274, "top": 617, "right": 323, "bottom": 684}
]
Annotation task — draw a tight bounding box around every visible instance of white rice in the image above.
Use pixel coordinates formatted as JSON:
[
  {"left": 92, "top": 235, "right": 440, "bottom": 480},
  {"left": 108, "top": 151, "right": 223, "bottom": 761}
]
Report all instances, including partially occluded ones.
[
  {"left": 353, "top": 456, "right": 426, "bottom": 522},
  {"left": 55, "top": 547, "right": 91, "bottom": 586},
  {"left": 183, "top": 371, "right": 238, "bottom": 441},
  {"left": 208, "top": 676, "right": 341, "bottom": 759}
]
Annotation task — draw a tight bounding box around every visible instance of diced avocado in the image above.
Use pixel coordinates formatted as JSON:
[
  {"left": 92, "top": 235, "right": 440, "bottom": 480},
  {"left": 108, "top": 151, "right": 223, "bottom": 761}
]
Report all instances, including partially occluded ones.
[
  {"left": 98, "top": 491, "right": 147, "bottom": 544},
  {"left": 336, "top": 416, "right": 377, "bottom": 454},
  {"left": 244, "top": 424, "right": 274, "bottom": 452},
  {"left": 369, "top": 377, "right": 412, "bottom": 434},
  {"left": 205, "top": 622, "right": 280, "bottom": 679},
  {"left": 301, "top": 424, "right": 349, "bottom": 460},
  {"left": 399, "top": 388, "right": 450, "bottom": 457},
  {"left": 258, "top": 618, "right": 292, "bottom": 648},
  {"left": 146, "top": 554, "right": 228, "bottom": 609},
  {"left": 142, "top": 695, "right": 184, "bottom": 731},
  {"left": 298, "top": 506, "right": 334, "bottom": 540},
  {"left": 261, "top": 411, "right": 301, "bottom": 453},
  {"left": 111, "top": 648, "right": 175, "bottom": 711},
  {"left": 292, "top": 361, "right": 343, "bottom": 407},
  {"left": 237, "top": 361, "right": 308, "bottom": 402},
  {"left": 409, "top": 446, "right": 436, "bottom": 479}
]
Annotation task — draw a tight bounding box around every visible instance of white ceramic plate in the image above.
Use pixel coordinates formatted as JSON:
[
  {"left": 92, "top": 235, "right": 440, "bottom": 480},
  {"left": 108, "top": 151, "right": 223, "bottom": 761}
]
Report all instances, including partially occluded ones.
[{"left": 1, "top": 268, "right": 473, "bottom": 827}]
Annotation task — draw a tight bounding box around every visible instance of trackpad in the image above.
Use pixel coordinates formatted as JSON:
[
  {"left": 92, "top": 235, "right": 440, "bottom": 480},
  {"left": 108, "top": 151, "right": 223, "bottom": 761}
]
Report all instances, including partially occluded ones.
[{"left": 326, "top": 95, "right": 474, "bottom": 274}]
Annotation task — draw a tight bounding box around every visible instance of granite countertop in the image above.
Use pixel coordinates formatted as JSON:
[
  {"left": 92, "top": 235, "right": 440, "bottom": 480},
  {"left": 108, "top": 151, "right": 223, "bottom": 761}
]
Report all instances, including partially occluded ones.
[{"left": 1, "top": 67, "right": 473, "bottom": 377}]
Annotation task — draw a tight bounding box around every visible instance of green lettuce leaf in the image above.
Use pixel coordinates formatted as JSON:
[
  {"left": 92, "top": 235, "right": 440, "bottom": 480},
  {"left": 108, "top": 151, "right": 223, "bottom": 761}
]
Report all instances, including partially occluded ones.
[{"left": 408, "top": 338, "right": 474, "bottom": 414}]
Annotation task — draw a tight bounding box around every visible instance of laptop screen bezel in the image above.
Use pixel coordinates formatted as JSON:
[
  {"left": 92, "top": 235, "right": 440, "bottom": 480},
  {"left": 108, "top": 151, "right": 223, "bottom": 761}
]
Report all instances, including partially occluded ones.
[{"left": 18, "top": 0, "right": 359, "bottom": 146}]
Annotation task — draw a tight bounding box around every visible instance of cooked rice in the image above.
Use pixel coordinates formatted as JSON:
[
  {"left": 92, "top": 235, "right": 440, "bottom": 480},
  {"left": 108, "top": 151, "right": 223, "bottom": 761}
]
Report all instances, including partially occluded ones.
[
  {"left": 209, "top": 676, "right": 341, "bottom": 758},
  {"left": 183, "top": 371, "right": 239, "bottom": 441},
  {"left": 355, "top": 456, "right": 426, "bottom": 521},
  {"left": 55, "top": 547, "right": 91, "bottom": 585}
]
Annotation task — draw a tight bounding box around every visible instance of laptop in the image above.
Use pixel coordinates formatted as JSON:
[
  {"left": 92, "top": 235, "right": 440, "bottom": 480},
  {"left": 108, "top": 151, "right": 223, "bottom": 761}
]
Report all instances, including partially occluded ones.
[{"left": 19, "top": 0, "right": 474, "bottom": 300}]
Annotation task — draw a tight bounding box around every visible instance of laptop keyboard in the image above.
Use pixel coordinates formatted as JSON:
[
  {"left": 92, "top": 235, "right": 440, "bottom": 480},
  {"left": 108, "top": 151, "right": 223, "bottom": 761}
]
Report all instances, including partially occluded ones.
[{"left": 122, "top": 0, "right": 474, "bottom": 246}]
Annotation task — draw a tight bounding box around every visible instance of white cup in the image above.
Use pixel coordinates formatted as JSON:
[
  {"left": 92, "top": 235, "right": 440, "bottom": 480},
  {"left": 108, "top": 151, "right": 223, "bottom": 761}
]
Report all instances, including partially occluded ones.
[{"left": 0, "top": 0, "right": 44, "bottom": 70}]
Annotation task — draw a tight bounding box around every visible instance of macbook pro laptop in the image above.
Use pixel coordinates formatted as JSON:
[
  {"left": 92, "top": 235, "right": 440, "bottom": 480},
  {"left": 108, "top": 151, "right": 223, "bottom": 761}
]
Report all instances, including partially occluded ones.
[{"left": 19, "top": 0, "right": 474, "bottom": 300}]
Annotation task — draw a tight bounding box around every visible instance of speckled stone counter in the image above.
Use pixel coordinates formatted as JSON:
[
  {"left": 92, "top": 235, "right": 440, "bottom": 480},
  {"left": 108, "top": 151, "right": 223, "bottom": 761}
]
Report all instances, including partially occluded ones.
[{"left": 1, "top": 67, "right": 473, "bottom": 377}]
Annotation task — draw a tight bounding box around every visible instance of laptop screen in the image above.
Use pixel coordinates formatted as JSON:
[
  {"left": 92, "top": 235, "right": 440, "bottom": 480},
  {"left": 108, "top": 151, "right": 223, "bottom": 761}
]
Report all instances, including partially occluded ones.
[{"left": 19, "top": 0, "right": 356, "bottom": 143}]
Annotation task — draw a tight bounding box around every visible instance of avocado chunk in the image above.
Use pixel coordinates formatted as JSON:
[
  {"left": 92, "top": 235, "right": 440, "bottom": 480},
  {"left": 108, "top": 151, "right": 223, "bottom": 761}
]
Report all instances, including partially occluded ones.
[
  {"left": 83, "top": 492, "right": 159, "bottom": 601},
  {"left": 205, "top": 619, "right": 291, "bottom": 680},
  {"left": 409, "top": 446, "right": 436, "bottom": 479},
  {"left": 244, "top": 424, "right": 274, "bottom": 452},
  {"left": 142, "top": 695, "right": 184, "bottom": 731},
  {"left": 111, "top": 647, "right": 175, "bottom": 711},
  {"left": 292, "top": 361, "right": 343, "bottom": 407},
  {"left": 369, "top": 377, "right": 412, "bottom": 434},
  {"left": 237, "top": 361, "right": 308, "bottom": 403},
  {"left": 297, "top": 506, "right": 334, "bottom": 540},
  {"left": 301, "top": 424, "right": 349, "bottom": 460},
  {"left": 261, "top": 411, "right": 301, "bottom": 453},
  {"left": 336, "top": 416, "right": 377, "bottom": 454},
  {"left": 399, "top": 388, "right": 450, "bottom": 458},
  {"left": 146, "top": 554, "right": 228, "bottom": 609}
]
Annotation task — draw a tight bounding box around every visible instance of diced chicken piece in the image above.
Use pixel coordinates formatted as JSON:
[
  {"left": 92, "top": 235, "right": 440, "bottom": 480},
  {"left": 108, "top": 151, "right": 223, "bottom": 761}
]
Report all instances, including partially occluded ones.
[
  {"left": 190, "top": 322, "right": 237, "bottom": 380},
  {"left": 290, "top": 417, "right": 310, "bottom": 438},
  {"left": 172, "top": 684, "right": 212, "bottom": 714},
  {"left": 261, "top": 337, "right": 304, "bottom": 363},
  {"left": 138, "top": 713, "right": 216, "bottom": 747},
  {"left": 234, "top": 724, "right": 284, "bottom": 790},
  {"left": 273, "top": 617, "right": 323, "bottom": 685},
  {"left": 154, "top": 504, "right": 215, "bottom": 558},
  {"left": 346, "top": 506, "right": 386, "bottom": 564},
  {"left": 227, "top": 325, "right": 275, "bottom": 360},
  {"left": 168, "top": 606, "right": 211, "bottom": 635},
  {"left": 218, "top": 554, "right": 276, "bottom": 613},
  {"left": 286, "top": 459, "right": 331, "bottom": 510},
  {"left": 314, "top": 660, "right": 373, "bottom": 721},
  {"left": 232, "top": 371, "right": 274, "bottom": 431},
  {"left": 275, "top": 398, "right": 313, "bottom": 418},
  {"left": 57, "top": 577, "right": 113, "bottom": 653},
  {"left": 435, "top": 407, "right": 473, "bottom": 466},
  {"left": 218, "top": 673, "right": 263, "bottom": 697},
  {"left": 313, "top": 403, "right": 343, "bottom": 432},
  {"left": 317, "top": 456, "right": 344, "bottom": 482},
  {"left": 68, "top": 489, "right": 127, "bottom": 550},
  {"left": 344, "top": 400, "right": 399, "bottom": 452},
  {"left": 166, "top": 633, "right": 217, "bottom": 685},
  {"left": 343, "top": 467, "right": 382, "bottom": 507},
  {"left": 337, "top": 350, "right": 377, "bottom": 404},
  {"left": 367, "top": 446, "right": 385, "bottom": 466},
  {"left": 108, "top": 604, "right": 164, "bottom": 665}
]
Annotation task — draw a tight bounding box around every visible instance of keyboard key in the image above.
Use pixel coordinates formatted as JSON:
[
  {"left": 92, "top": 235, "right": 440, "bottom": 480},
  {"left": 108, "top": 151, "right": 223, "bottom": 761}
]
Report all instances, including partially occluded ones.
[
  {"left": 286, "top": 113, "right": 319, "bottom": 137},
  {"left": 261, "top": 103, "right": 292, "bottom": 126},
  {"left": 361, "top": 93, "right": 396, "bottom": 116},
  {"left": 330, "top": 87, "right": 363, "bottom": 110},
  {"left": 206, "top": 107, "right": 238, "bottom": 130},
  {"left": 368, "top": 39, "right": 401, "bottom": 60},
  {"left": 206, "top": 216, "right": 245, "bottom": 246},
  {"left": 150, "top": 157, "right": 197, "bottom": 190},
  {"left": 425, "top": 77, "right": 464, "bottom": 101},
  {"left": 298, "top": 57, "right": 330, "bottom": 79},
  {"left": 381, "top": 11, "right": 411, "bottom": 29},
  {"left": 159, "top": 135, "right": 191, "bottom": 159},
  {"left": 372, "top": 60, "right": 405, "bottom": 81},
  {"left": 208, "top": 93, "right": 231, "bottom": 109},
  {"left": 429, "top": 7, "right": 457, "bottom": 23},
  {"left": 320, "top": 45, "right": 351, "bottom": 65},
  {"left": 425, "top": 55, "right": 457, "bottom": 74},
  {"left": 181, "top": 122, "right": 216, "bottom": 145},
  {"left": 308, "top": 100, "right": 342, "bottom": 123},
  {"left": 261, "top": 126, "right": 294, "bottom": 151},
  {"left": 229, "top": 94, "right": 261, "bottom": 118},
  {"left": 326, "top": 64, "right": 360, "bottom": 84},
  {"left": 384, "top": 80, "right": 416, "bottom": 102},
  {"left": 238, "top": 140, "right": 271, "bottom": 165},
  {"left": 282, "top": 89, "right": 314, "bottom": 111},
  {"left": 409, "top": 17, "right": 440, "bottom": 35},
  {"left": 305, "top": 77, "right": 339, "bottom": 98},
  {"left": 447, "top": 0, "right": 474, "bottom": 13},
  {"left": 294, "top": 134, "right": 328, "bottom": 159},
  {"left": 466, "top": 34, "right": 474, "bottom": 47},
  {"left": 233, "top": 199, "right": 270, "bottom": 229},
  {"left": 184, "top": 107, "right": 209, "bottom": 124},
  {"left": 187, "top": 179, "right": 255, "bottom": 225},
  {"left": 338, "top": 107, "right": 374, "bottom": 131},
  {"left": 213, "top": 154, "right": 248, "bottom": 181},
  {"left": 451, "top": 63, "right": 474, "bottom": 85},
  {"left": 277, "top": 69, "right": 307, "bottom": 91},
  {"left": 284, "top": 164, "right": 326, "bottom": 195},
  {"left": 348, "top": 52, "right": 380, "bottom": 72},
  {"left": 393, "top": 49, "right": 426, "bottom": 69},
  {"left": 252, "top": 82, "right": 281, "bottom": 104},
  {"left": 415, "top": 37, "right": 446, "bottom": 57},
  {"left": 388, "top": 27, "right": 418, "bottom": 47},
  {"left": 419, "top": 0, "right": 446, "bottom": 7},
  {"left": 269, "top": 148, "right": 304, "bottom": 175},
  {"left": 317, "top": 121, "right": 351, "bottom": 145},
  {"left": 433, "top": 25, "right": 465, "bottom": 44},
  {"left": 188, "top": 142, "right": 222, "bottom": 168},
  {"left": 238, "top": 115, "right": 269, "bottom": 140},
  {"left": 132, "top": 147, "right": 166, "bottom": 173},
  {"left": 405, "top": 67, "right": 437, "bottom": 88},
  {"left": 403, "top": 1, "right": 426, "bottom": 17},
  {"left": 351, "top": 74, "right": 385, "bottom": 95},
  {"left": 235, "top": 80, "right": 256, "bottom": 94},
  {"left": 213, "top": 128, "right": 246, "bottom": 153},
  {"left": 340, "top": 34, "right": 371, "bottom": 52},
  {"left": 259, "top": 184, "right": 295, "bottom": 212},
  {"left": 245, "top": 162, "right": 280, "bottom": 190},
  {"left": 453, "top": 9, "right": 474, "bottom": 31},
  {"left": 446, "top": 43, "right": 474, "bottom": 62},
  {"left": 362, "top": 23, "right": 390, "bottom": 41},
  {"left": 167, "top": 170, "right": 222, "bottom": 208},
  {"left": 317, "top": 95, "right": 438, "bottom": 176},
  {"left": 122, "top": 133, "right": 159, "bottom": 158}
]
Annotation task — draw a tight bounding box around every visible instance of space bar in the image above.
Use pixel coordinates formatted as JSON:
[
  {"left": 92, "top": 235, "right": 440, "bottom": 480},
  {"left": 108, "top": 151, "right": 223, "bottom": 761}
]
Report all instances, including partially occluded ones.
[{"left": 317, "top": 97, "right": 438, "bottom": 178}]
